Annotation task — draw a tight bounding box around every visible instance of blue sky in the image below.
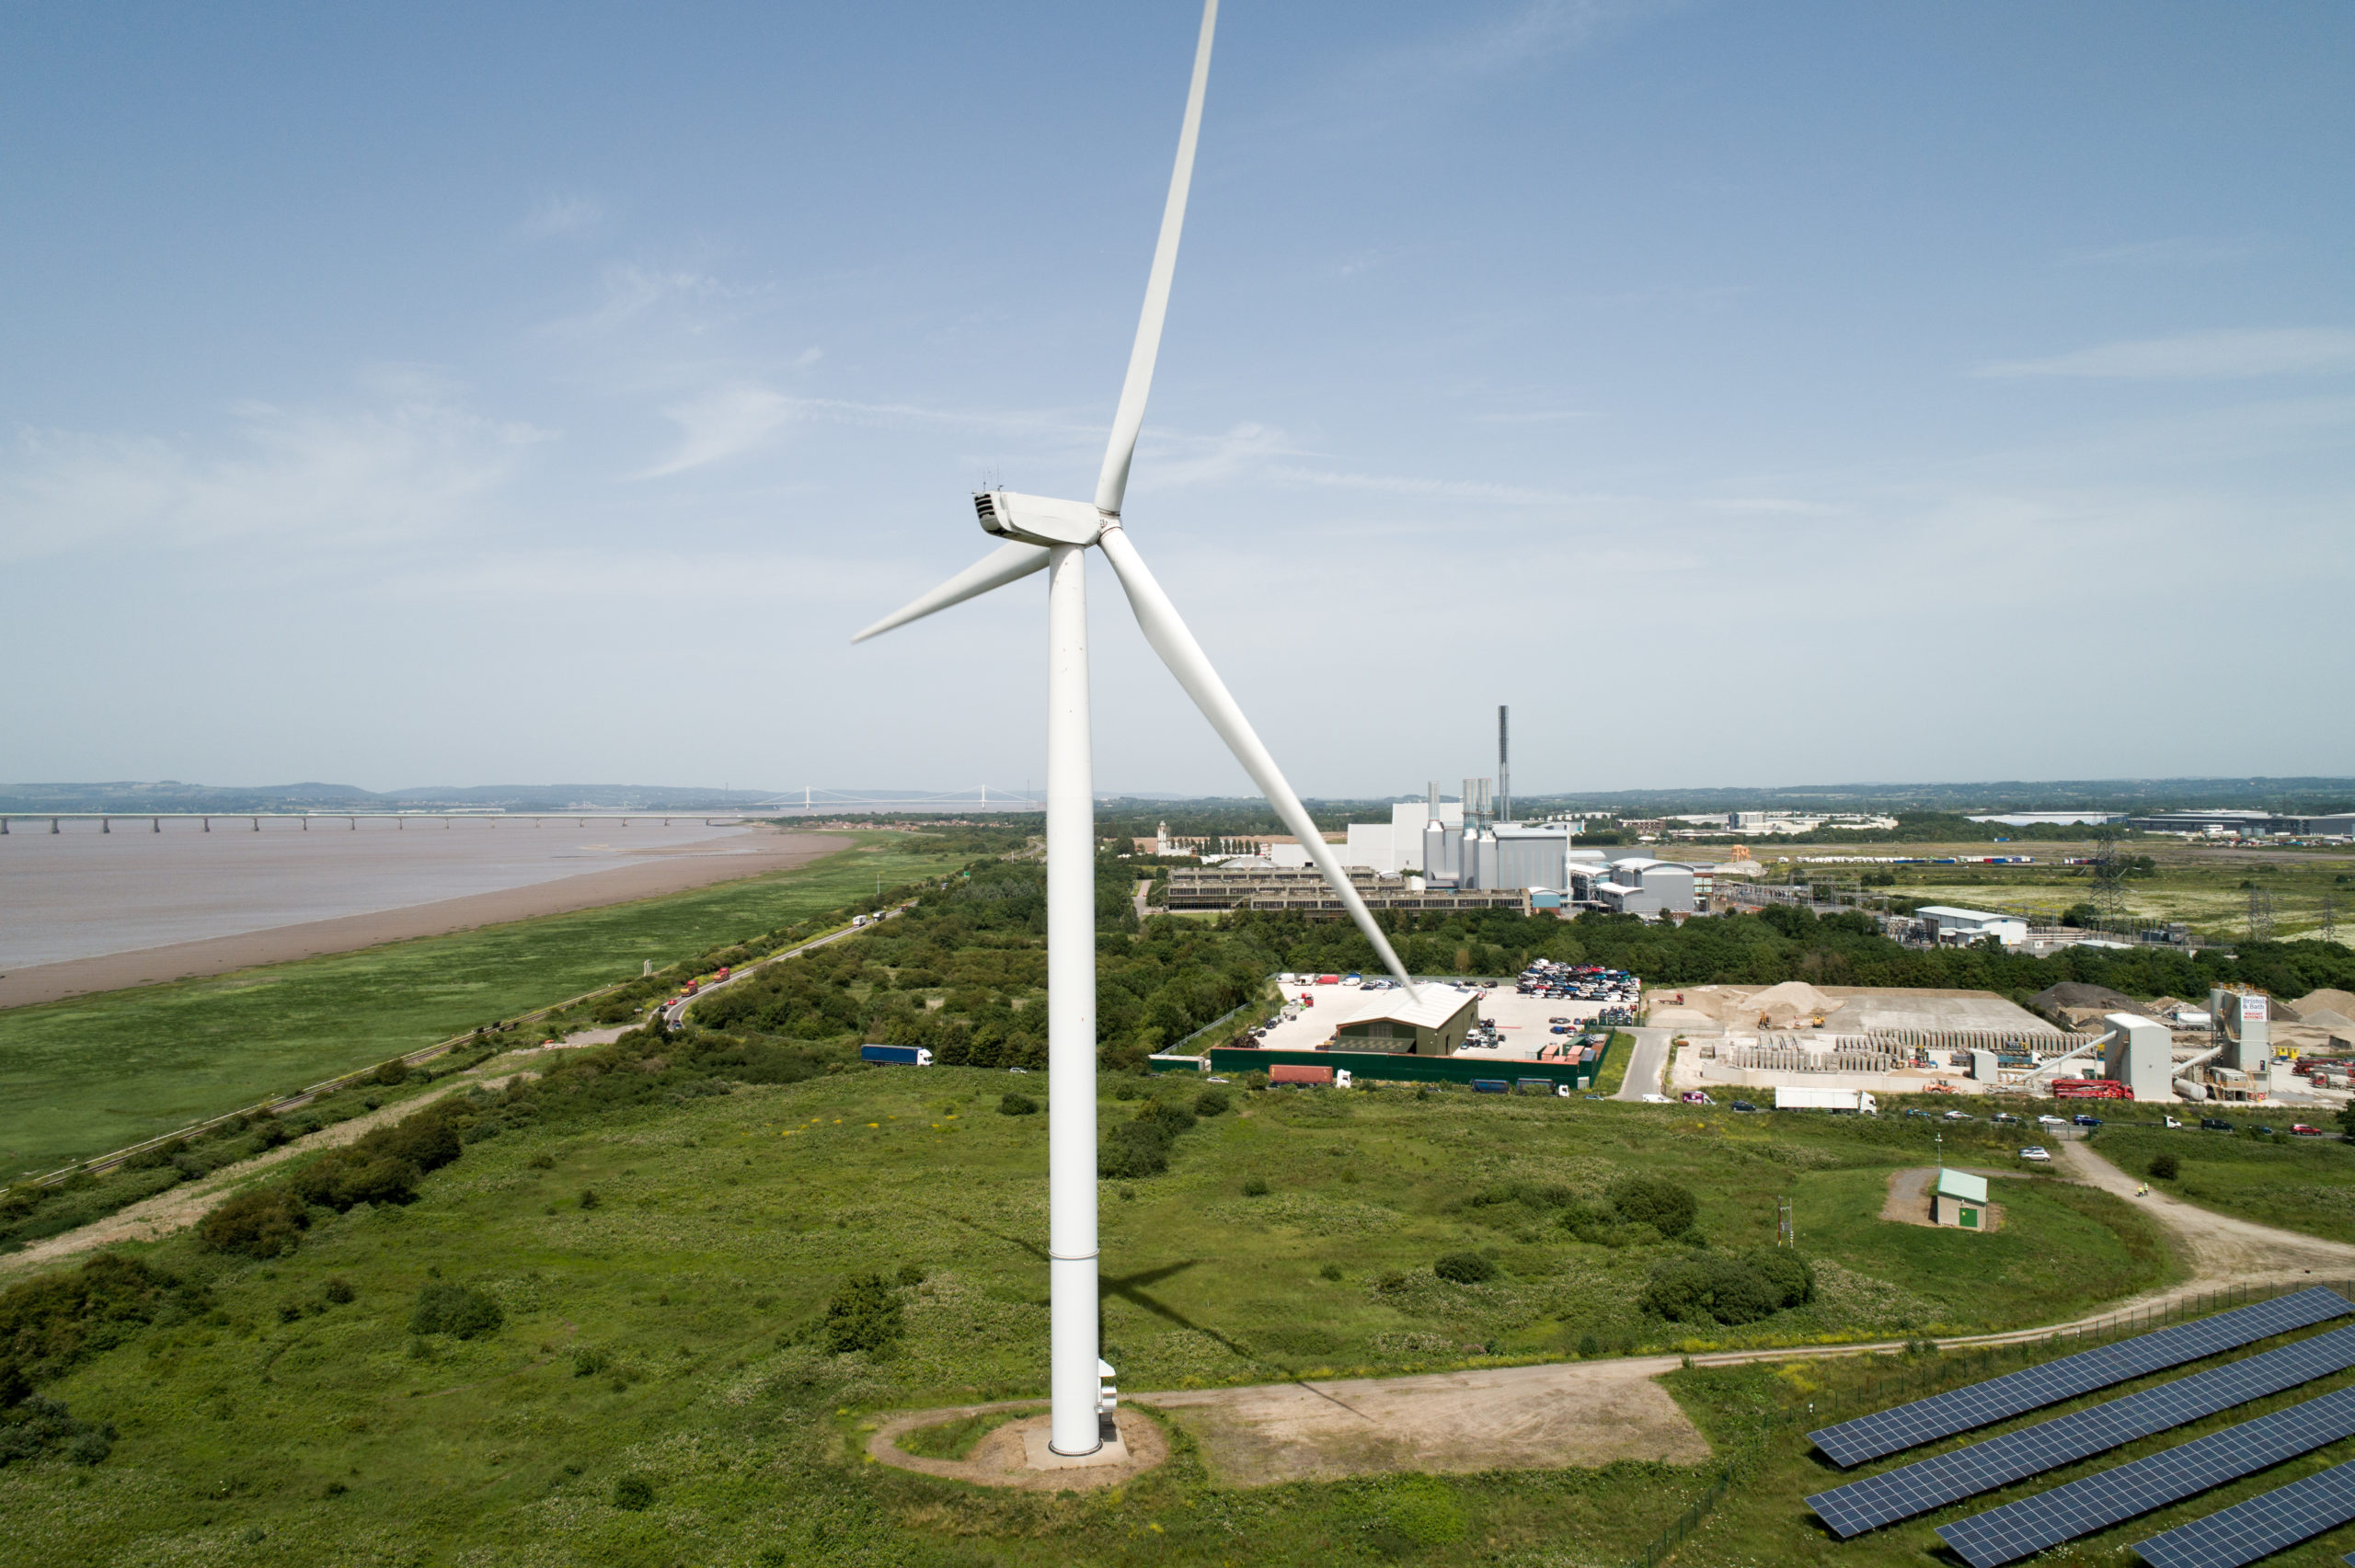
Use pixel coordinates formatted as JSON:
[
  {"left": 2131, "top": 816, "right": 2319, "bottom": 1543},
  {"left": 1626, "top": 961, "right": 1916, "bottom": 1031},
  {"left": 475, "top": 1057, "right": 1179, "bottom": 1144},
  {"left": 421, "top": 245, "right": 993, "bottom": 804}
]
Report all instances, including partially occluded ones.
[{"left": 5, "top": 1, "right": 2349, "bottom": 798}]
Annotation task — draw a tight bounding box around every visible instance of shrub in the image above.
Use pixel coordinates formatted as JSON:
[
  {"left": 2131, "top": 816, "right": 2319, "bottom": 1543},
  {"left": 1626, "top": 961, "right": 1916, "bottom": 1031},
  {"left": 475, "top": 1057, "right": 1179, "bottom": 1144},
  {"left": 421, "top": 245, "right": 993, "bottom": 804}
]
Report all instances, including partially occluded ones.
[
  {"left": 290, "top": 1153, "right": 421, "bottom": 1212},
  {"left": 0, "top": 1395, "right": 116, "bottom": 1470},
  {"left": 1577, "top": 1333, "right": 1602, "bottom": 1357},
  {"left": 998, "top": 1093, "right": 1038, "bottom": 1116},
  {"left": 322, "top": 1277, "right": 356, "bottom": 1305},
  {"left": 1432, "top": 1252, "right": 1497, "bottom": 1285},
  {"left": 1242, "top": 1175, "right": 1269, "bottom": 1196},
  {"left": 409, "top": 1283, "right": 503, "bottom": 1340},
  {"left": 1640, "top": 1253, "right": 1784, "bottom": 1325},
  {"left": 895, "top": 1264, "right": 926, "bottom": 1288},
  {"left": 1319, "top": 1263, "right": 1344, "bottom": 1282},
  {"left": 2150, "top": 1152, "right": 2180, "bottom": 1181},
  {"left": 822, "top": 1273, "right": 904, "bottom": 1356},
  {"left": 199, "top": 1185, "right": 309, "bottom": 1258},
  {"left": 370, "top": 1060, "right": 412, "bottom": 1087},
  {"left": 573, "top": 1347, "right": 612, "bottom": 1378},
  {"left": 578, "top": 1189, "right": 601, "bottom": 1210},
  {"left": 1097, "top": 1120, "right": 1170, "bottom": 1179},
  {"left": 1194, "top": 1087, "right": 1232, "bottom": 1116},
  {"left": 1742, "top": 1247, "right": 1816, "bottom": 1310},
  {"left": 0, "top": 1254, "right": 198, "bottom": 1389},
  {"left": 612, "top": 1473, "right": 654, "bottom": 1511},
  {"left": 1609, "top": 1175, "right": 1699, "bottom": 1238}
]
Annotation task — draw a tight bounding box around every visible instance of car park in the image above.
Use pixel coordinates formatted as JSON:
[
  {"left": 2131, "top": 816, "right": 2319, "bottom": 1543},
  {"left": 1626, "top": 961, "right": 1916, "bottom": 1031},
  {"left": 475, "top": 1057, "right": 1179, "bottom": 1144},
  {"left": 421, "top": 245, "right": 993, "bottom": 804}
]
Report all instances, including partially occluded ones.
[{"left": 2019, "top": 1146, "right": 2051, "bottom": 1162}]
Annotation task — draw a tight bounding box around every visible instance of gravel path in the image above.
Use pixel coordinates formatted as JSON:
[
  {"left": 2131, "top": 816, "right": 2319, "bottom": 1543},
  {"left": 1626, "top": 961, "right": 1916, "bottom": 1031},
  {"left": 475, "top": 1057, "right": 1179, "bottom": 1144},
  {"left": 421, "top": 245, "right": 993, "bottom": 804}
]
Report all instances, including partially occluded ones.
[{"left": 0, "top": 1060, "right": 536, "bottom": 1277}]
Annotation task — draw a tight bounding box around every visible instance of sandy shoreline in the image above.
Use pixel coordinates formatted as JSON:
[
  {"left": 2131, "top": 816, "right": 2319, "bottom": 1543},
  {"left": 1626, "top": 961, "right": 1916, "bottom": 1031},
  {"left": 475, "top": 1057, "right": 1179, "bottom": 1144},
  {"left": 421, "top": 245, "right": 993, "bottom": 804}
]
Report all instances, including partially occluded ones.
[{"left": 0, "top": 828, "right": 853, "bottom": 1011}]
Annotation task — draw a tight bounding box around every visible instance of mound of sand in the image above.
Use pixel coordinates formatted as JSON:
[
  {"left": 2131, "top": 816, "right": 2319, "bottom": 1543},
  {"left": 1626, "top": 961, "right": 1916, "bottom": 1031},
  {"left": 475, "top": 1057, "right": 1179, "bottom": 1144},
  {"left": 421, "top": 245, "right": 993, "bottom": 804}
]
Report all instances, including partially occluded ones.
[
  {"left": 1745, "top": 980, "right": 1844, "bottom": 1024},
  {"left": 2289, "top": 989, "right": 2355, "bottom": 1024}
]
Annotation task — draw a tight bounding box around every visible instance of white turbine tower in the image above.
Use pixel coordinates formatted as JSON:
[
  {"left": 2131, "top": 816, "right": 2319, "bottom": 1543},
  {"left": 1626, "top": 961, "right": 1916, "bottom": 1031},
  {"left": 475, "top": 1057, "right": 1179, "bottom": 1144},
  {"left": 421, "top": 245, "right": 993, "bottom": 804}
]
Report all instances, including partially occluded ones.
[{"left": 854, "top": 0, "right": 1420, "bottom": 1458}]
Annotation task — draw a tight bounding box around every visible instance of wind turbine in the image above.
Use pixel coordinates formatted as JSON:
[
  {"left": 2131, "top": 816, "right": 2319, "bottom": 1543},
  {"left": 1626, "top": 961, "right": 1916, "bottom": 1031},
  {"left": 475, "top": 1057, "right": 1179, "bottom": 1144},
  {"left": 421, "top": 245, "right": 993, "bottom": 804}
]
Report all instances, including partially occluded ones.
[{"left": 853, "top": 0, "right": 1420, "bottom": 1458}]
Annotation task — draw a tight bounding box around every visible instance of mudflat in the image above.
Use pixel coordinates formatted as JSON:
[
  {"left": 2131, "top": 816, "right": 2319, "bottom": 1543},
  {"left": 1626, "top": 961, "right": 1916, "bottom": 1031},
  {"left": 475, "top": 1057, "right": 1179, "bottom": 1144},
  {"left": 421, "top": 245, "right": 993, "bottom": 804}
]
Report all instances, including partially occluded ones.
[{"left": 0, "top": 828, "right": 851, "bottom": 1010}]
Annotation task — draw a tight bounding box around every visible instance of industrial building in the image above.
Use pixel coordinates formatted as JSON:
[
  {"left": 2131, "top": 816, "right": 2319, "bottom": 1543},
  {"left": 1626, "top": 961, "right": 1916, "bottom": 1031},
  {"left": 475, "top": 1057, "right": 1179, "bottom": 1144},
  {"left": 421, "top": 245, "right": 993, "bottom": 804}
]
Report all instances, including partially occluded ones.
[
  {"left": 1327, "top": 990, "right": 1482, "bottom": 1056},
  {"left": 1915, "top": 905, "right": 2030, "bottom": 947},
  {"left": 1162, "top": 864, "right": 1528, "bottom": 915},
  {"left": 2124, "top": 809, "right": 2355, "bottom": 839},
  {"left": 1584, "top": 858, "right": 1698, "bottom": 916}
]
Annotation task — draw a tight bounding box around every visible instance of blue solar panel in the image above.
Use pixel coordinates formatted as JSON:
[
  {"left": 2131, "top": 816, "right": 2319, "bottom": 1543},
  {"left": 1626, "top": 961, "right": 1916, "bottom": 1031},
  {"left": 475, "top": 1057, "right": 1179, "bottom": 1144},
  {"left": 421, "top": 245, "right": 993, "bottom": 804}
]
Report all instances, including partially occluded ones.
[
  {"left": 1810, "top": 1288, "right": 2352, "bottom": 1469},
  {"left": 1937, "top": 1384, "right": 2355, "bottom": 1567},
  {"left": 2132, "top": 1456, "right": 2355, "bottom": 1568},
  {"left": 1808, "top": 1322, "right": 2355, "bottom": 1538}
]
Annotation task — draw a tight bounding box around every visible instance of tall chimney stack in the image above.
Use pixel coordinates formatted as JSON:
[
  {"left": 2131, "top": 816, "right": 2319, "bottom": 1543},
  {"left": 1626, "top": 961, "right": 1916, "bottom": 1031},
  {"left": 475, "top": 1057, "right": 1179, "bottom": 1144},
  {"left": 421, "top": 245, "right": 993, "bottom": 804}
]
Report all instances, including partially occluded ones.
[{"left": 1498, "top": 704, "right": 1511, "bottom": 825}]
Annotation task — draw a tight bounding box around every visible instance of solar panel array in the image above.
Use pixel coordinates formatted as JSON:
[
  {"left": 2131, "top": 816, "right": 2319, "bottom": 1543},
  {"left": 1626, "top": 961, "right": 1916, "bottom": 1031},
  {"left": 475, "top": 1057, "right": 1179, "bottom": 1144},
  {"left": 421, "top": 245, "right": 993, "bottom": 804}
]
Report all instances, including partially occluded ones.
[
  {"left": 1809, "top": 1288, "right": 2354, "bottom": 1469},
  {"left": 1806, "top": 1322, "right": 2355, "bottom": 1538},
  {"left": 1936, "top": 1385, "right": 2355, "bottom": 1567},
  {"left": 2131, "top": 1456, "right": 2355, "bottom": 1568}
]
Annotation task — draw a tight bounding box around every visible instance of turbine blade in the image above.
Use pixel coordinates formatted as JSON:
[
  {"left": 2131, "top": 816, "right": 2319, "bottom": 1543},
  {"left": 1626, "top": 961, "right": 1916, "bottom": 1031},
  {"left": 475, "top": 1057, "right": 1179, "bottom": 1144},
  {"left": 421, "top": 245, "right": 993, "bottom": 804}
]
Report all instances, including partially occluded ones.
[
  {"left": 851, "top": 540, "right": 1051, "bottom": 643},
  {"left": 1093, "top": 0, "right": 1218, "bottom": 518},
  {"left": 1097, "top": 525, "right": 1420, "bottom": 1001}
]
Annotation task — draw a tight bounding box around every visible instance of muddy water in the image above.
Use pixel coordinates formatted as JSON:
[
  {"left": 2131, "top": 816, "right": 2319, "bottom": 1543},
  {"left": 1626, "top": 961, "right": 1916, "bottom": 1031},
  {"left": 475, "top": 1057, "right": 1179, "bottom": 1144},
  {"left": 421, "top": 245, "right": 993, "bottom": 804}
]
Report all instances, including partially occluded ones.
[{"left": 0, "top": 816, "right": 758, "bottom": 968}]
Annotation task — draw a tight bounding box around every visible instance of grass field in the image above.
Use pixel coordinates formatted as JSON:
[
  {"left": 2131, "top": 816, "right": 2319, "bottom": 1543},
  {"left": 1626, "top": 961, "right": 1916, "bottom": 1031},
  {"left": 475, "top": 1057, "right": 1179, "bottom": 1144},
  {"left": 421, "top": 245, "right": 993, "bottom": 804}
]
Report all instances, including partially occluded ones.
[
  {"left": 1760, "top": 837, "right": 2355, "bottom": 944},
  {"left": 0, "top": 834, "right": 971, "bottom": 1175},
  {"left": 2097, "top": 1119, "right": 2355, "bottom": 1244},
  {"left": 0, "top": 1055, "right": 2181, "bottom": 1566}
]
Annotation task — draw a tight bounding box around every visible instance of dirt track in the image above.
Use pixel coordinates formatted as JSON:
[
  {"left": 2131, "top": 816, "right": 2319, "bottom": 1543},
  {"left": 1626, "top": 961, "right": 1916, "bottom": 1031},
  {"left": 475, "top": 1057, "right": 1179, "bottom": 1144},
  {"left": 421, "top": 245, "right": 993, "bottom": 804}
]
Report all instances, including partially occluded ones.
[
  {"left": 0, "top": 1060, "right": 538, "bottom": 1277},
  {"left": 2058, "top": 1139, "right": 2355, "bottom": 1290},
  {"left": 0, "top": 829, "right": 851, "bottom": 1010}
]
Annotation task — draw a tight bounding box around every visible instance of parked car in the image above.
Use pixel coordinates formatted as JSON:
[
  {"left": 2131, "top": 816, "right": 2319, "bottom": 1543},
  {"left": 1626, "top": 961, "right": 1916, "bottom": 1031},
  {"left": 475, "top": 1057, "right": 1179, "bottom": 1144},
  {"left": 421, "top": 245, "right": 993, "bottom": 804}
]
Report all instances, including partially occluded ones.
[
  {"left": 2038, "top": 1115, "right": 2068, "bottom": 1127},
  {"left": 2019, "top": 1146, "right": 2052, "bottom": 1162},
  {"left": 1990, "top": 1113, "right": 2018, "bottom": 1125},
  {"left": 2200, "top": 1117, "right": 2234, "bottom": 1131},
  {"left": 2073, "top": 1114, "right": 2103, "bottom": 1127},
  {"left": 1943, "top": 1110, "right": 1974, "bottom": 1121},
  {"left": 1729, "top": 1101, "right": 1758, "bottom": 1113},
  {"left": 2292, "top": 1124, "right": 2326, "bottom": 1137}
]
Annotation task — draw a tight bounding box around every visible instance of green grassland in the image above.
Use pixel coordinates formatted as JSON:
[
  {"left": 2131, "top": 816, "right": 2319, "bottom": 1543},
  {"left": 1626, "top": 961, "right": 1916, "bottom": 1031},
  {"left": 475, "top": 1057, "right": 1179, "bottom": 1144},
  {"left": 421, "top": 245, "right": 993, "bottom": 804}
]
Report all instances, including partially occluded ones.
[
  {"left": 1661, "top": 1324, "right": 2355, "bottom": 1568},
  {"left": 0, "top": 834, "right": 971, "bottom": 1175},
  {"left": 2097, "top": 1119, "right": 2355, "bottom": 1244},
  {"left": 0, "top": 1047, "right": 2181, "bottom": 1567},
  {"left": 1781, "top": 837, "right": 2355, "bottom": 945}
]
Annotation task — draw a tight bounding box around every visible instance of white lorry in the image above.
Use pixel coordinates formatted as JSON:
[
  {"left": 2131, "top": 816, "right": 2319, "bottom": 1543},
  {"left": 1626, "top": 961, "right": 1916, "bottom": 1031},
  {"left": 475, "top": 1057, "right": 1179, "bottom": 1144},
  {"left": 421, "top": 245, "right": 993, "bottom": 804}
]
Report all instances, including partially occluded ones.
[{"left": 1774, "top": 1086, "right": 1878, "bottom": 1115}]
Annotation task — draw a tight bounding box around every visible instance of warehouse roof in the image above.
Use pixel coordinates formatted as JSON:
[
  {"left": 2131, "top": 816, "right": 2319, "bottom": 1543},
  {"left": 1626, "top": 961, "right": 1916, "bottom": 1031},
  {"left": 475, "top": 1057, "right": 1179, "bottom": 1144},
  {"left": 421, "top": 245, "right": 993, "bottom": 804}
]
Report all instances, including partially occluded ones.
[{"left": 1338, "top": 988, "right": 1481, "bottom": 1031}]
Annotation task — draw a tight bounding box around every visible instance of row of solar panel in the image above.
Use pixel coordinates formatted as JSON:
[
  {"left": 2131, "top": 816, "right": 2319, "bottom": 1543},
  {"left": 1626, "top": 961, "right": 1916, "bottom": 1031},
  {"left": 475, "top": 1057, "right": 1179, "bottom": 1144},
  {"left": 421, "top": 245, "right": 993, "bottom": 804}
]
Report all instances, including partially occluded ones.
[
  {"left": 1809, "top": 1322, "right": 2355, "bottom": 1538},
  {"left": 1805, "top": 1287, "right": 2355, "bottom": 1568},
  {"left": 1809, "top": 1288, "right": 2353, "bottom": 1468}
]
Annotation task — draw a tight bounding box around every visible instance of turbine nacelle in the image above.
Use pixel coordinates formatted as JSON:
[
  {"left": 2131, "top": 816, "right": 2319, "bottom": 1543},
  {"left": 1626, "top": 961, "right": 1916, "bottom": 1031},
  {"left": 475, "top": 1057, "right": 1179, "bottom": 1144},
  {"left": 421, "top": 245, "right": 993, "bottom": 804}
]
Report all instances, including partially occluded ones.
[{"left": 974, "top": 489, "right": 1108, "bottom": 549}]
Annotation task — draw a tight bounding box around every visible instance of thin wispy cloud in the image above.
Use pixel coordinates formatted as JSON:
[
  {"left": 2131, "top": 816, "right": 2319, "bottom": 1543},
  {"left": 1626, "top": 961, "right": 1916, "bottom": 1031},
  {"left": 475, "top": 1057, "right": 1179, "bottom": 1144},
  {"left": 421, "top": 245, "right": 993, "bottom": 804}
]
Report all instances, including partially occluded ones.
[
  {"left": 637, "top": 382, "right": 798, "bottom": 476},
  {"left": 0, "top": 397, "right": 549, "bottom": 563},
  {"left": 2062, "top": 235, "right": 2263, "bottom": 269},
  {"left": 1270, "top": 465, "right": 1579, "bottom": 506},
  {"left": 516, "top": 194, "right": 606, "bottom": 240},
  {"left": 1977, "top": 328, "right": 2355, "bottom": 381},
  {"left": 1698, "top": 497, "right": 1844, "bottom": 518}
]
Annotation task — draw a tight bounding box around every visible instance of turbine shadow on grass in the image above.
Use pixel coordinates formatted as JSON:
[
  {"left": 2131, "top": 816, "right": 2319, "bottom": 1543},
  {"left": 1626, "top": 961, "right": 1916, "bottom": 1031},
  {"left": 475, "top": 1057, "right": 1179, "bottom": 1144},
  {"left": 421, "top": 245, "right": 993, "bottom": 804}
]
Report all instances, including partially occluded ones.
[{"left": 939, "top": 1211, "right": 1369, "bottom": 1415}]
